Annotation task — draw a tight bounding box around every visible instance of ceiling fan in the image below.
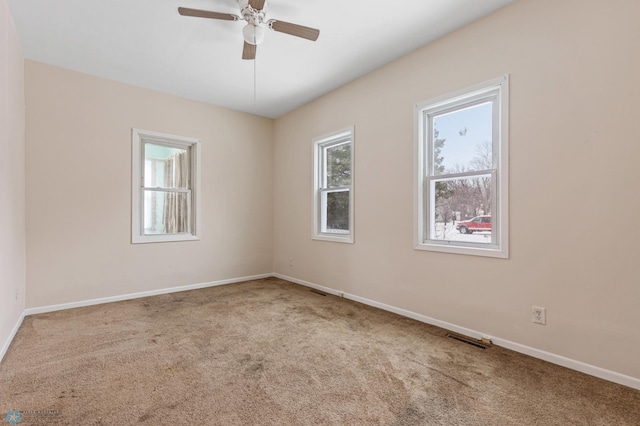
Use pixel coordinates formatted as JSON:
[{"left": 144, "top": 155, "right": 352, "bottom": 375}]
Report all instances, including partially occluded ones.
[{"left": 178, "top": 0, "right": 320, "bottom": 60}]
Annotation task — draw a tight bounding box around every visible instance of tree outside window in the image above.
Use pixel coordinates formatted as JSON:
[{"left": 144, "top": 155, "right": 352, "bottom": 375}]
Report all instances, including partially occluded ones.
[
  {"left": 415, "top": 76, "right": 509, "bottom": 258},
  {"left": 313, "top": 127, "right": 354, "bottom": 243}
]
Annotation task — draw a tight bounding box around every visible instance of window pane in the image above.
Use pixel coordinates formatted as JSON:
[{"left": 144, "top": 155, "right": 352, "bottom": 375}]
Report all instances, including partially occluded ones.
[
  {"left": 320, "top": 190, "right": 350, "bottom": 234},
  {"left": 431, "top": 175, "right": 492, "bottom": 244},
  {"left": 144, "top": 190, "right": 190, "bottom": 235},
  {"left": 144, "top": 143, "right": 190, "bottom": 189},
  {"left": 432, "top": 102, "right": 493, "bottom": 175},
  {"left": 325, "top": 143, "right": 351, "bottom": 188}
]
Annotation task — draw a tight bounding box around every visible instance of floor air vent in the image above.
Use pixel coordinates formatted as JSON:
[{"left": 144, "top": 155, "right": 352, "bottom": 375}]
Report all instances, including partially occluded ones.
[
  {"left": 446, "top": 333, "right": 489, "bottom": 349},
  {"left": 310, "top": 289, "right": 328, "bottom": 297}
]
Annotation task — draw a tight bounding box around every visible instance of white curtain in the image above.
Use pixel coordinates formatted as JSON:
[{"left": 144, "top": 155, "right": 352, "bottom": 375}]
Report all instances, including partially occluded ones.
[{"left": 163, "top": 151, "right": 190, "bottom": 234}]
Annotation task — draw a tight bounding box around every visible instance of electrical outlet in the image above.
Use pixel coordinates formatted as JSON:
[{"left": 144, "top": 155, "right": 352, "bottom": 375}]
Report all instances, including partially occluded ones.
[
  {"left": 288, "top": 257, "right": 293, "bottom": 267},
  {"left": 532, "top": 306, "right": 546, "bottom": 325}
]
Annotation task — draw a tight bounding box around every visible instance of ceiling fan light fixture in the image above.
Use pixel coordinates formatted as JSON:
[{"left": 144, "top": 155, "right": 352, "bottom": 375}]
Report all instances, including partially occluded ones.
[{"left": 242, "top": 24, "right": 265, "bottom": 45}]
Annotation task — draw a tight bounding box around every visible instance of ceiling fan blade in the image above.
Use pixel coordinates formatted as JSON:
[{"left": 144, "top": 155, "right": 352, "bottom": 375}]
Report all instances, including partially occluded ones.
[
  {"left": 268, "top": 20, "right": 320, "bottom": 41},
  {"left": 178, "top": 7, "right": 239, "bottom": 21},
  {"left": 249, "top": 0, "right": 266, "bottom": 10},
  {"left": 242, "top": 42, "right": 257, "bottom": 60}
]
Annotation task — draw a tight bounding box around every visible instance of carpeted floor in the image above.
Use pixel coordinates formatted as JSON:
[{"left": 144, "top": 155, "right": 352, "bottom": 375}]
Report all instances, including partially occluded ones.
[{"left": 1, "top": 277, "right": 639, "bottom": 425}]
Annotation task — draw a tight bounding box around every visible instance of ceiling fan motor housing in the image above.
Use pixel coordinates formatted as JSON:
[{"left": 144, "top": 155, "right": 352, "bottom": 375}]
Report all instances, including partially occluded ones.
[{"left": 240, "top": 0, "right": 267, "bottom": 24}]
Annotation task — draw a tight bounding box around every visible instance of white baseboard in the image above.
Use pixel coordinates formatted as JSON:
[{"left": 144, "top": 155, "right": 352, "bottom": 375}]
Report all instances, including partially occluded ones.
[
  {"left": 7, "top": 271, "right": 640, "bottom": 391},
  {"left": 0, "top": 312, "right": 25, "bottom": 363},
  {"left": 23, "top": 273, "right": 272, "bottom": 316},
  {"left": 274, "top": 273, "right": 640, "bottom": 391},
  {"left": 272, "top": 273, "right": 344, "bottom": 297},
  {"left": 490, "top": 337, "right": 640, "bottom": 391}
]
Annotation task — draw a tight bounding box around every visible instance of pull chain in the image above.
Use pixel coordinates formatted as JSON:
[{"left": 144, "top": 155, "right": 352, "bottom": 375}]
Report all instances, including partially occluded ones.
[{"left": 253, "top": 54, "right": 257, "bottom": 114}]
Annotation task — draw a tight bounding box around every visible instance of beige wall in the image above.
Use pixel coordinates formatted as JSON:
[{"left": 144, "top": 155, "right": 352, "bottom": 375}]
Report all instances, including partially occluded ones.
[
  {"left": 0, "top": 0, "right": 26, "bottom": 356},
  {"left": 274, "top": 0, "right": 640, "bottom": 379},
  {"left": 25, "top": 61, "right": 273, "bottom": 308},
  {"left": 11, "top": 0, "right": 640, "bottom": 383}
]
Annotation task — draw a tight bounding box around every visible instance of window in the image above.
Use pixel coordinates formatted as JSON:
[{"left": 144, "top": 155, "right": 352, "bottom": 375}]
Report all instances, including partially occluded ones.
[
  {"left": 415, "top": 76, "right": 509, "bottom": 258},
  {"left": 313, "top": 127, "right": 354, "bottom": 243},
  {"left": 132, "top": 129, "right": 201, "bottom": 244}
]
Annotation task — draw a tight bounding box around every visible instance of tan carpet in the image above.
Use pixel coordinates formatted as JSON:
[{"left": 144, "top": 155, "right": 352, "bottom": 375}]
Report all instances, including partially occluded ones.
[{"left": 1, "top": 278, "right": 638, "bottom": 425}]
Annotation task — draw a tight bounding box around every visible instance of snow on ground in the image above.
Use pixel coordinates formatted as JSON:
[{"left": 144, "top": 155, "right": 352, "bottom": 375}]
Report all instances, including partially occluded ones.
[{"left": 433, "top": 222, "right": 492, "bottom": 244}]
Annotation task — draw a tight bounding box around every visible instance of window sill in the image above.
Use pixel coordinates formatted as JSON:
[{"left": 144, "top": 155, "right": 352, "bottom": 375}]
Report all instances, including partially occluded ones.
[
  {"left": 414, "top": 241, "right": 508, "bottom": 258},
  {"left": 313, "top": 234, "right": 354, "bottom": 244},
  {"left": 132, "top": 234, "right": 201, "bottom": 244}
]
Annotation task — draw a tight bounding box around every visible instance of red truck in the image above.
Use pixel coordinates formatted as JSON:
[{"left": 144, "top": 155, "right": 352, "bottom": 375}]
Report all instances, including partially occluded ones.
[{"left": 456, "top": 215, "right": 491, "bottom": 234}]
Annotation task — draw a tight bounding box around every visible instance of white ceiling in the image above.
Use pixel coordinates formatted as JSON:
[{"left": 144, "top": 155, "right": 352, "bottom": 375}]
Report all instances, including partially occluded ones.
[{"left": 7, "top": 0, "right": 516, "bottom": 118}]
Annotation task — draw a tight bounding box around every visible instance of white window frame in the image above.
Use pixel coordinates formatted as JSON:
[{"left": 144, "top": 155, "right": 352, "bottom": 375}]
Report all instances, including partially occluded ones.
[
  {"left": 414, "top": 76, "right": 509, "bottom": 258},
  {"left": 132, "top": 128, "right": 201, "bottom": 244},
  {"left": 312, "top": 126, "right": 355, "bottom": 243}
]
